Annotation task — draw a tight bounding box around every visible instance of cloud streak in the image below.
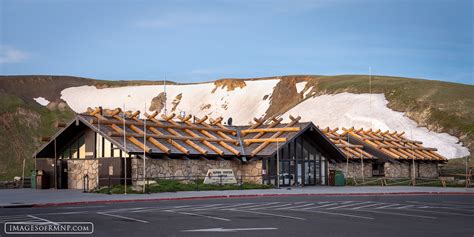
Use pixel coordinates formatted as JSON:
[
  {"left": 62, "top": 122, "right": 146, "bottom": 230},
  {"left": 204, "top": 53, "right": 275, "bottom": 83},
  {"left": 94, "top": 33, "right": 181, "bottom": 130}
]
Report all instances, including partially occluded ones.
[{"left": 0, "top": 45, "right": 30, "bottom": 64}]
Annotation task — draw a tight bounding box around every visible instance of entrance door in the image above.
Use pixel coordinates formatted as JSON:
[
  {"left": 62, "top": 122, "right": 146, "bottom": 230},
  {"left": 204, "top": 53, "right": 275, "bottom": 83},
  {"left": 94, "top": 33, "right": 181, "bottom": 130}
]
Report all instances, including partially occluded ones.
[
  {"left": 305, "top": 161, "right": 316, "bottom": 185},
  {"left": 58, "top": 160, "right": 68, "bottom": 189},
  {"left": 279, "top": 160, "right": 291, "bottom": 186}
]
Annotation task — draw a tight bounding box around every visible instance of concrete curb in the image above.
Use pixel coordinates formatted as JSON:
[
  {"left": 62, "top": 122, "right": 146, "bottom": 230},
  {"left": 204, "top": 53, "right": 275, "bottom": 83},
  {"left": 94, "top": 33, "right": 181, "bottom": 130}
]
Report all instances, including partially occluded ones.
[{"left": 1, "top": 191, "right": 472, "bottom": 208}]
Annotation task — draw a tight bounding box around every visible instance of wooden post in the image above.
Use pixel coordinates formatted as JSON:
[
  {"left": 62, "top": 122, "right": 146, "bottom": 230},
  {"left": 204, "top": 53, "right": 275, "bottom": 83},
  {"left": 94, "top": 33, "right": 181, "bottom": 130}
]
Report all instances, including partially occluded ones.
[{"left": 21, "top": 158, "right": 25, "bottom": 188}]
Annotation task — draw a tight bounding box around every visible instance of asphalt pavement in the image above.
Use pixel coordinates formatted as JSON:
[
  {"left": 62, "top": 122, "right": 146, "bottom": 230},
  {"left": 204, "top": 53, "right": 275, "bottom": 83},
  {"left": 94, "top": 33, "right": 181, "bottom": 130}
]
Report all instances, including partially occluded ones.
[{"left": 1, "top": 194, "right": 473, "bottom": 237}]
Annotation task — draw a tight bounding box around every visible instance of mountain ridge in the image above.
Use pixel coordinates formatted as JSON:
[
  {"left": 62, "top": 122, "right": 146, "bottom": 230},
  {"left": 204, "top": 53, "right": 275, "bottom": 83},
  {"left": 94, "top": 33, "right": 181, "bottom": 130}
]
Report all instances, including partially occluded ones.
[{"left": 0, "top": 75, "right": 472, "bottom": 180}]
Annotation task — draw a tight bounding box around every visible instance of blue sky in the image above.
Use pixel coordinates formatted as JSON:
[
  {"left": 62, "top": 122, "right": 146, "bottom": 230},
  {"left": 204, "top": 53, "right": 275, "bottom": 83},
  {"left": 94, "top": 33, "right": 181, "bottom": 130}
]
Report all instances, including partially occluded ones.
[{"left": 0, "top": 0, "right": 472, "bottom": 84}]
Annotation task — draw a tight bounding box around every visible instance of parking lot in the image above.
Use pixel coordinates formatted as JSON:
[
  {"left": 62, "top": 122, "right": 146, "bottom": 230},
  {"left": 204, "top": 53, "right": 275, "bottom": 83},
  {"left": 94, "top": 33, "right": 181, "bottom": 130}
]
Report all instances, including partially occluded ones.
[{"left": 1, "top": 195, "right": 473, "bottom": 236}]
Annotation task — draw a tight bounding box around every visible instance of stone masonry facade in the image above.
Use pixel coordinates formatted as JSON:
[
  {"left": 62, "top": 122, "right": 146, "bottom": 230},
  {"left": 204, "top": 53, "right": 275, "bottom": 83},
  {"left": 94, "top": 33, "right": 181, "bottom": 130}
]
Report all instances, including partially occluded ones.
[
  {"left": 329, "top": 162, "right": 373, "bottom": 178},
  {"left": 67, "top": 159, "right": 98, "bottom": 190},
  {"left": 131, "top": 158, "right": 263, "bottom": 184},
  {"left": 385, "top": 162, "right": 439, "bottom": 178}
]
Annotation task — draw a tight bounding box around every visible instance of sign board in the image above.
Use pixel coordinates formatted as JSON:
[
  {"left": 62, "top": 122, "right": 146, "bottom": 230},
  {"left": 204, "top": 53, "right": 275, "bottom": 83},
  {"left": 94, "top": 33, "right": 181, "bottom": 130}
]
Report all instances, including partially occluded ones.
[
  {"left": 203, "top": 169, "right": 237, "bottom": 185},
  {"left": 108, "top": 166, "right": 114, "bottom": 176}
]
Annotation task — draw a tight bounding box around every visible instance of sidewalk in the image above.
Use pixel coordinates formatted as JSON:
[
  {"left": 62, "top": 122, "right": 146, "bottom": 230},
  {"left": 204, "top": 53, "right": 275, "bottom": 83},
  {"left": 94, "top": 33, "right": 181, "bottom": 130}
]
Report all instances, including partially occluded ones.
[{"left": 1, "top": 186, "right": 472, "bottom": 208}]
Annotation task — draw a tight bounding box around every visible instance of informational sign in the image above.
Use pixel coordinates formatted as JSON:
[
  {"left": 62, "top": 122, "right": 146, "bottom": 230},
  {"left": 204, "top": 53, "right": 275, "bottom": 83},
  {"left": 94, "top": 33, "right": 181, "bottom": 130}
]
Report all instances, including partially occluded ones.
[
  {"left": 203, "top": 169, "right": 237, "bottom": 185},
  {"left": 108, "top": 166, "right": 114, "bottom": 176}
]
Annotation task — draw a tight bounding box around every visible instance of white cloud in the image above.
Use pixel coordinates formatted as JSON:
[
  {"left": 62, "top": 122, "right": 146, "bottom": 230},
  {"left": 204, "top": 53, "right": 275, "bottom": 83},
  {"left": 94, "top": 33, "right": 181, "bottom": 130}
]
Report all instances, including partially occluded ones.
[{"left": 0, "top": 45, "right": 30, "bottom": 64}]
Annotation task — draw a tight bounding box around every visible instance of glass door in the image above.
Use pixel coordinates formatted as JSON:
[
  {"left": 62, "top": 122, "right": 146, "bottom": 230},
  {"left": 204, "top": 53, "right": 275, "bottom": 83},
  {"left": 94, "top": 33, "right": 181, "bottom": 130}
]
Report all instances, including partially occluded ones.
[
  {"left": 305, "top": 160, "right": 316, "bottom": 185},
  {"left": 279, "top": 160, "right": 291, "bottom": 186}
]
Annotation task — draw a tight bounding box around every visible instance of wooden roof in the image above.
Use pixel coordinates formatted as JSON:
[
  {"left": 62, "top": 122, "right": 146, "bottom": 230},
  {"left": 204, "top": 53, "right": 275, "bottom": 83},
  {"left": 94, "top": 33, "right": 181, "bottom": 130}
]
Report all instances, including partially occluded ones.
[
  {"left": 321, "top": 127, "right": 376, "bottom": 160},
  {"left": 35, "top": 106, "right": 447, "bottom": 163},
  {"left": 79, "top": 107, "right": 306, "bottom": 158},
  {"left": 343, "top": 127, "right": 447, "bottom": 161}
]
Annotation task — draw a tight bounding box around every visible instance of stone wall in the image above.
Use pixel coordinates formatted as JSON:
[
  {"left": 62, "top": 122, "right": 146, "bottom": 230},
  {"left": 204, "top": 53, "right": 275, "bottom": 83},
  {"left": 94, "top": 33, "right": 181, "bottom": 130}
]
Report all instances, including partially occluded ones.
[
  {"left": 418, "top": 163, "right": 439, "bottom": 178},
  {"left": 384, "top": 162, "right": 411, "bottom": 178},
  {"left": 67, "top": 159, "right": 98, "bottom": 190},
  {"left": 329, "top": 162, "right": 372, "bottom": 178},
  {"left": 131, "top": 158, "right": 262, "bottom": 184}
]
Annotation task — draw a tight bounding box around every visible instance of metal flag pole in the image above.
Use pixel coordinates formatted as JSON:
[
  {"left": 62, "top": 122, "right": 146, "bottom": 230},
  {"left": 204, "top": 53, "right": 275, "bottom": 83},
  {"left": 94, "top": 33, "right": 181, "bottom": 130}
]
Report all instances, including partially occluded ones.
[
  {"left": 164, "top": 78, "right": 167, "bottom": 116},
  {"left": 97, "top": 107, "right": 101, "bottom": 188},
  {"left": 369, "top": 67, "right": 372, "bottom": 128},
  {"left": 143, "top": 102, "right": 147, "bottom": 193},
  {"left": 410, "top": 128, "right": 415, "bottom": 186},
  {"left": 346, "top": 135, "right": 350, "bottom": 177},
  {"left": 123, "top": 104, "right": 127, "bottom": 194},
  {"left": 276, "top": 140, "right": 280, "bottom": 189},
  {"left": 361, "top": 149, "right": 364, "bottom": 183}
]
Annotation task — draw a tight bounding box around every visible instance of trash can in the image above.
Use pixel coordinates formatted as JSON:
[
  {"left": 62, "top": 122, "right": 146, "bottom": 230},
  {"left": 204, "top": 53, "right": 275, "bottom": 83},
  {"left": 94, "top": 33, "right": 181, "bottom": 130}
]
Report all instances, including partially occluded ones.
[
  {"left": 329, "top": 170, "right": 336, "bottom": 186},
  {"left": 335, "top": 170, "right": 345, "bottom": 186},
  {"left": 31, "top": 170, "right": 36, "bottom": 189}
]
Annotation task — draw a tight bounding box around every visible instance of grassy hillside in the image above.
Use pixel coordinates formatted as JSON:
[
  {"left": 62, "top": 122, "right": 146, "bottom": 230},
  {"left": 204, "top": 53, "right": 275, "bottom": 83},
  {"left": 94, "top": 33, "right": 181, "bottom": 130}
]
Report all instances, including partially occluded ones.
[
  {"left": 0, "top": 93, "right": 74, "bottom": 179},
  {"left": 0, "top": 76, "right": 170, "bottom": 180}
]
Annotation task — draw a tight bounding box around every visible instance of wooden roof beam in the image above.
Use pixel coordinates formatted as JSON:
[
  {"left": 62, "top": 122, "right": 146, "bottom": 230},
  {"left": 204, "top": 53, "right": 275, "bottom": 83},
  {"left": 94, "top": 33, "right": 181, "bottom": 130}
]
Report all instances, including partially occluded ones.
[
  {"left": 91, "top": 116, "right": 236, "bottom": 133},
  {"left": 195, "top": 115, "right": 208, "bottom": 124},
  {"left": 109, "top": 124, "right": 152, "bottom": 153},
  {"left": 210, "top": 117, "right": 223, "bottom": 126},
  {"left": 244, "top": 138, "right": 287, "bottom": 143},
  {"left": 250, "top": 117, "right": 300, "bottom": 156},
  {"left": 144, "top": 111, "right": 158, "bottom": 119},
  {"left": 110, "top": 108, "right": 121, "bottom": 117},
  {"left": 244, "top": 117, "right": 282, "bottom": 146},
  {"left": 241, "top": 127, "right": 300, "bottom": 135},
  {"left": 249, "top": 117, "right": 264, "bottom": 129},
  {"left": 162, "top": 113, "right": 176, "bottom": 121}
]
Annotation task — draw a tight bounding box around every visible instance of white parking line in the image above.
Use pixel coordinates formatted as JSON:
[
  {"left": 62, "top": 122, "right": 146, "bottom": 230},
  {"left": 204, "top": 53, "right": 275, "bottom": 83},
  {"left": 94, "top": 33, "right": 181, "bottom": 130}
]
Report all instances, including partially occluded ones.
[
  {"left": 375, "top": 204, "right": 400, "bottom": 209},
  {"left": 165, "top": 210, "right": 231, "bottom": 222},
  {"left": 401, "top": 208, "right": 474, "bottom": 217},
  {"left": 211, "top": 203, "right": 257, "bottom": 209},
  {"left": 290, "top": 209, "right": 374, "bottom": 220},
  {"left": 251, "top": 203, "right": 294, "bottom": 210},
  {"left": 130, "top": 205, "right": 194, "bottom": 213},
  {"left": 0, "top": 217, "right": 38, "bottom": 223},
  {"left": 231, "top": 202, "right": 281, "bottom": 210},
  {"left": 230, "top": 209, "right": 306, "bottom": 220},
  {"left": 351, "top": 203, "right": 386, "bottom": 210},
  {"left": 277, "top": 203, "right": 315, "bottom": 210},
  {"left": 306, "top": 203, "right": 341, "bottom": 209},
  {"left": 97, "top": 212, "right": 149, "bottom": 223},
  {"left": 327, "top": 202, "right": 371, "bottom": 210},
  {"left": 443, "top": 201, "right": 474, "bottom": 205},
  {"left": 27, "top": 215, "right": 59, "bottom": 225},
  {"left": 190, "top": 203, "right": 256, "bottom": 211},
  {"left": 406, "top": 201, "right": 474, "bottom": 209},
  {"left": 354, "top": 209, "right": 436, "bottom": 219}
]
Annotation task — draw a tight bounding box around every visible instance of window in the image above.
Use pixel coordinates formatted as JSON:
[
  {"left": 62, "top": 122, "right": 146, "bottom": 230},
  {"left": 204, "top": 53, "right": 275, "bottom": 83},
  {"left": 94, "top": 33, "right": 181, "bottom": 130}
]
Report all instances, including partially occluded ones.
[{"left": 60, "top": 134, "right": 85, "bottom": 159}]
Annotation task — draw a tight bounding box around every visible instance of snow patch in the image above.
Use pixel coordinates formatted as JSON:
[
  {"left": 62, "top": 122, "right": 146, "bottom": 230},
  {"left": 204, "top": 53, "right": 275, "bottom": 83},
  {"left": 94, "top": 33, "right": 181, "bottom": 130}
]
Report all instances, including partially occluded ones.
[
  {"left": 281, "top": 92, "right": 470, "bottom": 159},
  {"left": 34, "top": 97, "right": 50, "bottom": 106},
  {"left": 61, "top": 79, "right": 280, "bottom": 125},
  {"left": 295, "top": 81, "right": 307, "bottom": 93}
]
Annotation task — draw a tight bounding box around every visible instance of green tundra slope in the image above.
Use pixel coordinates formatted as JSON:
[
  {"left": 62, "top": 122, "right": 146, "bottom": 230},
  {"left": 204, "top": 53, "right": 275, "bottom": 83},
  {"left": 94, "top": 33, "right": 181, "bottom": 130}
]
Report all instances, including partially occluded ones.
[{"left": 0, "top": 75, "right": 472, "bottom": 180}]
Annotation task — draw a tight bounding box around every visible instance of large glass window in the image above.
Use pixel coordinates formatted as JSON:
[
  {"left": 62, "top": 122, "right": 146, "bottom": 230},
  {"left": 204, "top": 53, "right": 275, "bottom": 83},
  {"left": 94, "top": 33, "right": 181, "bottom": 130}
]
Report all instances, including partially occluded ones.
[
  {"left": 60, "top": 134, "right": 85, "bottom": 159},
  {"left": 95, "top": 132, "right": 126, "bottom": 158}
]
